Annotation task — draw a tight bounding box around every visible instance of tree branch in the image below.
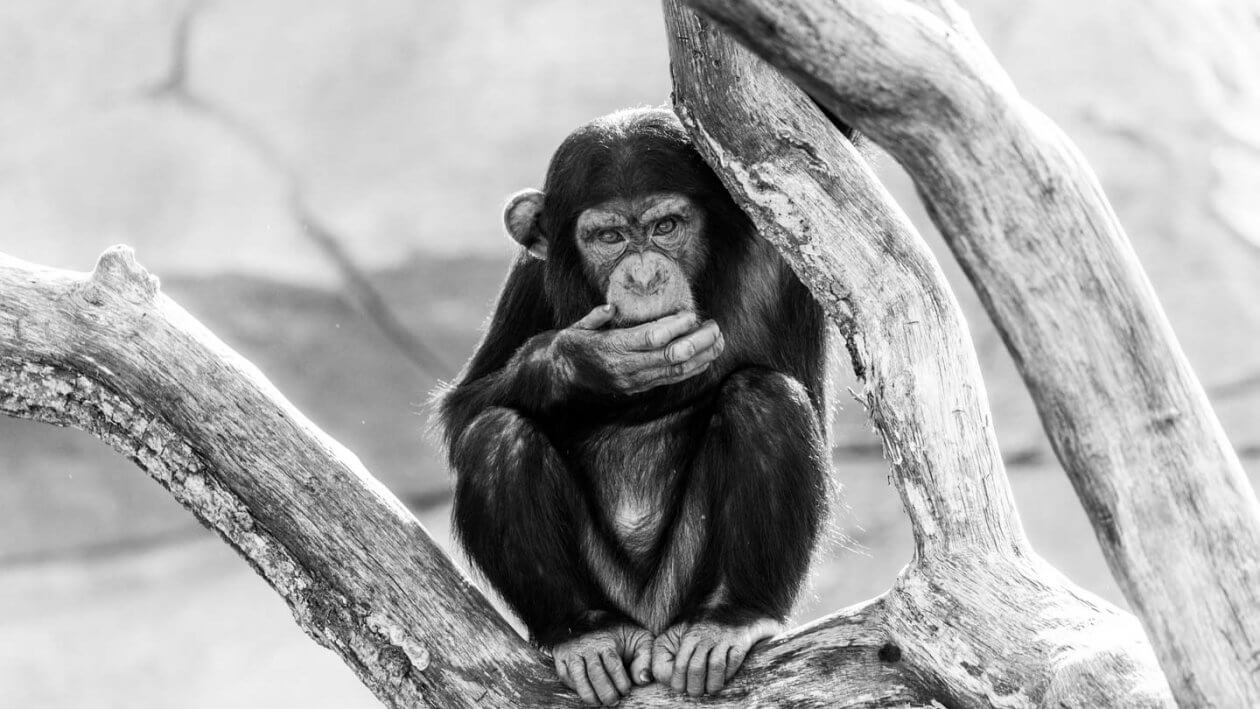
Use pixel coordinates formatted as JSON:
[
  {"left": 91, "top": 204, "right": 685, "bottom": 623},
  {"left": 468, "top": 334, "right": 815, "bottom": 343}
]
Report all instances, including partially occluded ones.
[
  {"left": 0, "top": 247, "right": 541, "bottom": 708},
  {"left": 6, "top": 0, "right": 1243, "bottom": 704},
  {"left": 0, "top": 247, "right": 941, "bottom": 707},
  {"left": 677, "top": 0, "right": 1260, "bottom": 705},
  {"left": 663, "top": 1, "right": 1172, "bottom": 705}
]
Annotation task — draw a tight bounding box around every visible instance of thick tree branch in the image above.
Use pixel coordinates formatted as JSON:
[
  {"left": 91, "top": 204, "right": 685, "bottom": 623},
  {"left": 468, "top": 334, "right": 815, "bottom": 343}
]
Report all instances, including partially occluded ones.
[
  {"left": 4, "top": 0, "right": 1245, "bottom": 705},
  {"left": 678, "top": 0, "right": 1260, "bottom": 705},
  {"left": 671, "top": 5, "right": 1020, "bottom": 560},
  {"left": 0, "top": 248, "right": 546, "bottom": 708},
  {"left": 662, "top": 4, "right": 1172, "bottom": 706},
  {"left": 0, "top": 247, "right": 940, "bottom": 707}
]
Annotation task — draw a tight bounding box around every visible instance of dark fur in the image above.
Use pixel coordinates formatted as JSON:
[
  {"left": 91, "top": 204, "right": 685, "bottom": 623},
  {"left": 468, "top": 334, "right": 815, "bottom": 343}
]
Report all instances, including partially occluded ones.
[{"left": 438, "top": 107, "right": 831, "bottom": 647}]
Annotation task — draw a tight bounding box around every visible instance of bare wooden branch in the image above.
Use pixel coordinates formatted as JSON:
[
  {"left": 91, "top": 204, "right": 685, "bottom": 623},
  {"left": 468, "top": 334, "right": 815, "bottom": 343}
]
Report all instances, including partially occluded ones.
[
  {"left": 676, "top": 0, "right": 1260, "bottom": 705},
  {"left": 0, "top": 247, "right": 939, "bottom": 707},
  {"left": 0, "top": 247, "right": 549, "bottom": 708},
  {"left": 664, "top": 1, "right": 1173, "bottom": 705},
  {"left": 4, "top": 0, "right": 1247, "bottom": 705}
]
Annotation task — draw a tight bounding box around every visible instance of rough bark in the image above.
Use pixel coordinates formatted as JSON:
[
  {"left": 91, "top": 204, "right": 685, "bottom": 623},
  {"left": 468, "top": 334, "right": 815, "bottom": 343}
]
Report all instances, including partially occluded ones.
[{"left": 673, "top": 0, "right": 1260, "bottom": 706}]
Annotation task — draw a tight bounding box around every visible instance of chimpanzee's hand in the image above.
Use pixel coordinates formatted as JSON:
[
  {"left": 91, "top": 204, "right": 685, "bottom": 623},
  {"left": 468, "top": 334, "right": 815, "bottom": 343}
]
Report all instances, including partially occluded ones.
[
  {"left": 552, "top": 623, "right": 654, "bottom": 706},
  {"left": 650, "top": 617, "right": 782, "bottom": 696},
  {"left": 554, "top": 305, "right": 724, "bottom": 395}
]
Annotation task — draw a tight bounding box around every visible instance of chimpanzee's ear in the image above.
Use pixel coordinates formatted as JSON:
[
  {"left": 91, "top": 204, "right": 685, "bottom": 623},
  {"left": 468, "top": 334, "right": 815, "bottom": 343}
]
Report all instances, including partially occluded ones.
[{"left": 504, "top": 189, "right": 548, "bottom": 260}]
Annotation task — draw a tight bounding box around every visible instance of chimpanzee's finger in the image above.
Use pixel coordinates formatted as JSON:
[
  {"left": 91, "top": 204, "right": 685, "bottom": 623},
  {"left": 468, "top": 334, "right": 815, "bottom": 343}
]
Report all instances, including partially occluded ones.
[
  {"left": 555, "top": 656, "right": 573, "bottom": 688},
  {"left": 686, "top": 642, "right": 715, "bottom": 697},
  {"left": 569, "top": 658, "right": 599, "bottom": 706},
  {"left": 573, "top": 304, "right": 616, "bottom": 330},
  {"left": 600, "top": 648, "right": 631, "bottom": 696},
  {"left": 585, "top": 656, "right": 620, "bottom": 706},
  {"left": 622, "top": 312, "right": 699, "bottom": 351},
  {"left": 625, "top": 362, "right": 711, "bottom": 394},
  {"left": 628, "top": 636, "right": 653, "bottom": 685},
  {"left": 651, "top": 632, "right": 678, "bottom": 685},
  {"left": 665, "top": 320, "right": 721, "bottom": 364},
  {"left": 670, "top": 634, "right": 702, "bottom": 693},
  {"left": 631, "top": 338, "right": 721, "bottom": 390},
  {"left": 726, "top": 644, "right": 749, "bottom": 681},
  {"left": 705, "top": 644, "right": 730, "bottom": 694}
]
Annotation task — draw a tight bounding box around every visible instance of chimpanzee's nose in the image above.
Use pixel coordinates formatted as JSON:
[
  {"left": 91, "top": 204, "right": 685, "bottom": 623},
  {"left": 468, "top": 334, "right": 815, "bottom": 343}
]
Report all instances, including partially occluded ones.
[{"left": 625, "top": 270, "right": 665, "bottom": 296}]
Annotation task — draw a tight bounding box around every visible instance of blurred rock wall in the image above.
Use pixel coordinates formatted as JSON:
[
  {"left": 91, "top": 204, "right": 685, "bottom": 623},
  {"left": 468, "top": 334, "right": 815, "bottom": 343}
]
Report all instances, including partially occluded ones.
[{"left": 0, "top": 0, "right": 1256, "bottom": 554}]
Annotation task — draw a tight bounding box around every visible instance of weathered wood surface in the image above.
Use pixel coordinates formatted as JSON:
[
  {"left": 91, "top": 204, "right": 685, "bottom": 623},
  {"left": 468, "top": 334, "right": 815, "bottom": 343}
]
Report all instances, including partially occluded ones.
[
  {"left": 1, "top": 0, "right": 1249, "bottom": 706},
  {"left": 664, "top": 2, "right": 1172, "bottom": 706},
  {"left": 674, "top": 0, "right": 1260, "bottom": 706},
  {"left": 0, "top": 247, "right": 556, "bottom": 708},
  {"left": 0, "top": 245, "right": 947, "bottom": 705}
]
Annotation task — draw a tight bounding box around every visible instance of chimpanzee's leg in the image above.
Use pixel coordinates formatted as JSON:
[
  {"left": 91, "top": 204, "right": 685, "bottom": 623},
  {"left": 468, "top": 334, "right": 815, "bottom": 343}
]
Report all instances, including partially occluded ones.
[
  {"left": 652, "top": 367, "right": 829, "bottom": 696},
  {"left": 450, "top": 406, "right": 650, "bottom": 706}
]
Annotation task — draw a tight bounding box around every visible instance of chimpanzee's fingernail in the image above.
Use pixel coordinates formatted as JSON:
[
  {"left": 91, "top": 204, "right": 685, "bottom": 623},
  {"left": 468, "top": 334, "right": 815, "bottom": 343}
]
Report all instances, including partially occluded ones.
[{"left": 638, "top": 671, "right": 651, "bottom": 683}]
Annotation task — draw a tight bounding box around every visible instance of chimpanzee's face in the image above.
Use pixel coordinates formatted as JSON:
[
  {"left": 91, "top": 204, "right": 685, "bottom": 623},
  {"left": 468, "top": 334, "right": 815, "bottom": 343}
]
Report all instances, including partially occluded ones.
[{"left": 572, "top": 192, "right": 707, "bottom": 326}]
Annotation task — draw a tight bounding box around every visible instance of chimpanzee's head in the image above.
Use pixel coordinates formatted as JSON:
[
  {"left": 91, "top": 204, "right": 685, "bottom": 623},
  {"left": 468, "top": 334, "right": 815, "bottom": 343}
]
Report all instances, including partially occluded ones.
[{"left": 503, "top": 107, "right": 745, "bottom": 327}]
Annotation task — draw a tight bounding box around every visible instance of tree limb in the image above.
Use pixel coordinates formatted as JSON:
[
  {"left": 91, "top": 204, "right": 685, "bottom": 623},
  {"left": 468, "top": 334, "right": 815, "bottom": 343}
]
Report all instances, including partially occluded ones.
[
  {"left": 676, "top": 0, "right": 1260, "bottom": 705},
  {"left": 661, "top": 4, "right": 1173, "bottom": 706},
  {"left": 0, "top": 247, "right": 542, "bottom": 708},
  {"left": 4, "top": 0, "right": 1245, "bottom": 704},
  {"left": 0, "top": 247, "right": 939, "bottom": 707}
]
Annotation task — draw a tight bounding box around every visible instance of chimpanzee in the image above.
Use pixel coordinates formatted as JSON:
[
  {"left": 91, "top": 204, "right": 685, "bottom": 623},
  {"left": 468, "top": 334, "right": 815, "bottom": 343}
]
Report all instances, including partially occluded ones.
[{"left": 437, "top": 107, "right": 831, "bottom": 705}]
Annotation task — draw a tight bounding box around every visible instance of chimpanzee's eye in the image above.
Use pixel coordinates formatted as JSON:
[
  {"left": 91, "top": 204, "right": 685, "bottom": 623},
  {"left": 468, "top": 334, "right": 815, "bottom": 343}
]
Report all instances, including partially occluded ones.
[
  {"left": 653, "top": 217, "right": 678, "bottom": 236},
  {"left": 596, "top": 230, "right": 624, "bottom": 244}
]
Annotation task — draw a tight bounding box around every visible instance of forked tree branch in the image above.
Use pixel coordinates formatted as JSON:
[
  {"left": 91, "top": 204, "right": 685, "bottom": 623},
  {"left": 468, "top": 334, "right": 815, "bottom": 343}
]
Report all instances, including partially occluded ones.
[
  {"left": 663, "top": 2, "right": 1171, "bottom": 706},
  {"left": 0, "top": 242, "right": 937, "bottom": 709},
  {"left": 2, "top": 0, "right": 1248, "bottom": 705},
  {"left": 674, "top": 0, "right": 1260, "bottom": 705}
]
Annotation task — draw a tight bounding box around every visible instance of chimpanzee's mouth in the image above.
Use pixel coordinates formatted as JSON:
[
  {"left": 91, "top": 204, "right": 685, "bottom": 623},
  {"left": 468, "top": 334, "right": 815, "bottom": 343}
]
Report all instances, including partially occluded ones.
[{"left": 608, "top": 292, "right": 694, "bottom": 327}]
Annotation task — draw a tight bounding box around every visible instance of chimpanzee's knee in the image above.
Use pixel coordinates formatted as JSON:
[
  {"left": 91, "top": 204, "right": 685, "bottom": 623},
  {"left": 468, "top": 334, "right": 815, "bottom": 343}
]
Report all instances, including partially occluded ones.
[
  {"left": 451, "top": 406, "right": 553, "bottom": 487},
  {"left": 715, "top": 368, "right": 815, "bottom": 428},
  {"left": 701, "top": 367, "right": 827, "bottom": 492}
]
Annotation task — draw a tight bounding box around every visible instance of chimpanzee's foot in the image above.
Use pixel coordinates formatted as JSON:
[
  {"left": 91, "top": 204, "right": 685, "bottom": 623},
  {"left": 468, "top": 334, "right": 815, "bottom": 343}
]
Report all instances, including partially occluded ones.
[
  {"left": 552, "top": 623, "right": 653, "bottom": 706},
  {"left": 650, "top": 617, "right": 783, "bottom": 696}
]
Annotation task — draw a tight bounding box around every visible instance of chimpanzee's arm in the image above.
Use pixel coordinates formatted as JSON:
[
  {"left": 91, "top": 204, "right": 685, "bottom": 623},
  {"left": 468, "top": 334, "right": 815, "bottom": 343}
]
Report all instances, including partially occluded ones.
[
  {"left": 440, "top": 256, "right": 724, "bottom": 441},
  {"left": 439, "top": 261, "right": 648, "bottom": 666},
  {"left": 438, "top": 256, "right": 565, "bottom": 439}
]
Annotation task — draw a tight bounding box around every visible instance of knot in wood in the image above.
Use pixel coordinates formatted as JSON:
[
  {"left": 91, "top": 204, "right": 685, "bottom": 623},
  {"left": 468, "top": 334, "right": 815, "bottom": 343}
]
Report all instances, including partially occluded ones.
[
  {"left": 378, "top": 644, "right": 412, "bottom": 683},
  {"left": 87, "top": 245, "right": 160, "bottom": 304}
]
